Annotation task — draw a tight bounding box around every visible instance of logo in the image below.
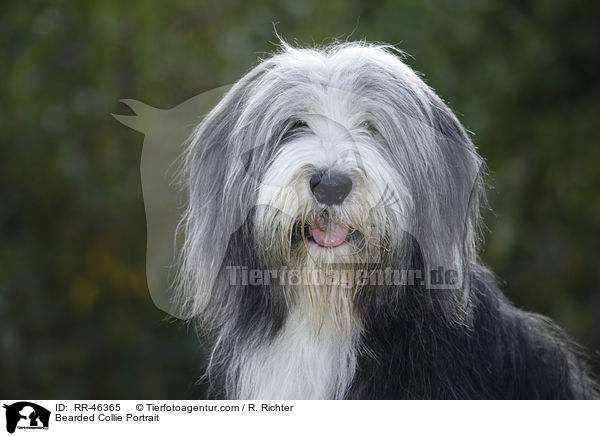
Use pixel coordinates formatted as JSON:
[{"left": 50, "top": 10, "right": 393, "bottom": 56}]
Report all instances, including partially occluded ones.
[{"left": 3, "top": 402, "right": 50, "bottom": 434}]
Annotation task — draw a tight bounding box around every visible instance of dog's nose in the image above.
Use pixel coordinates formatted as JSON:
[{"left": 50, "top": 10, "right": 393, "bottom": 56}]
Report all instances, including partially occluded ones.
[{"left": 309, "top": 172, "right": 352, "bottom": 205}]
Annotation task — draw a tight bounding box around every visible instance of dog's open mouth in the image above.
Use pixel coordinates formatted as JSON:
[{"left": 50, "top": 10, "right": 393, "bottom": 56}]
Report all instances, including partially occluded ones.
[{"left": 307, "top": 213, "right": 350, "bottom": 247}]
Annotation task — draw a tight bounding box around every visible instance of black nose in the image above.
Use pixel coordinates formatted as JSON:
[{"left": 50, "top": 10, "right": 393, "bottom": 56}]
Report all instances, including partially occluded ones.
[{"left": 309, "top": 172, "right": 352, "bottom": 205}]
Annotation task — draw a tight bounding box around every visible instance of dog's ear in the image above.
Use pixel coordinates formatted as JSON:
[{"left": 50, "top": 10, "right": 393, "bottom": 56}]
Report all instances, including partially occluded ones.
[
  {"left": 397, "top": 89, "right": 485, "bottom": 323},
  {"left": 429, "top": 97, "right": 484, "bottom": 237},
  {"left": 175, "top": 65, "right": 268, "bottom": 320},
  {"left": 425, "top": 94, "right": 485, "bottom": 285},
  {"left": 428, "top": 96, "right": 484, "bottom": 232}
]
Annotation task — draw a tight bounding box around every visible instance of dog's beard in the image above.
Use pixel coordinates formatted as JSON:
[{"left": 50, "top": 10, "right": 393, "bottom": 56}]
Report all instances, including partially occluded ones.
[{"left": 253, "top": 175, "right": 404, "bottom": 332}]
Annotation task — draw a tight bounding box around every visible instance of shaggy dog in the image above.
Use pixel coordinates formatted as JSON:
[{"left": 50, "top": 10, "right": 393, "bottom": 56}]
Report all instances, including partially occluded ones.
[{"left": 175, "top": 41, "right": 597, "bottom": 399}]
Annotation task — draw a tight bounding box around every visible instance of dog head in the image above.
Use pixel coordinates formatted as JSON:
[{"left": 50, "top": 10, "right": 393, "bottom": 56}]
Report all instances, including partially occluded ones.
[{"left": 176, "top": 42, "right": 484, "bottom": 320}]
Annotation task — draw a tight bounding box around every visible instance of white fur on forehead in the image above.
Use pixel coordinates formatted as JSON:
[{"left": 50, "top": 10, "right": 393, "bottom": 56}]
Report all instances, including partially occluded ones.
[{"left": 235, "top": 43, "right": 432, "bottom": 134}]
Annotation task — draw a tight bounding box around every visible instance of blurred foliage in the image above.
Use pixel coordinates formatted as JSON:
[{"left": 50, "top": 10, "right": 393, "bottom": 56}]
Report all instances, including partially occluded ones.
[{"left": 1, "top": 0, "right": 598, "bottom": 398}]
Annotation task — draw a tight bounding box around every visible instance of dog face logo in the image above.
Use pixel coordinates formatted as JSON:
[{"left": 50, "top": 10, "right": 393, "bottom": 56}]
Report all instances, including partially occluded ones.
[
  {"left": 3, "top": 402, "right": 50, "bottom": 434},
  {"left": 112, "top": 87, "right": 233, "bottom": 317}
]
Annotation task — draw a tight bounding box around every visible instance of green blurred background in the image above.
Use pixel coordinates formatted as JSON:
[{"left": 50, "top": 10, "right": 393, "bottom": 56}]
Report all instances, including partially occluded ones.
[{"left": 1, "top": 0, "right": 599, "bottom": 398}]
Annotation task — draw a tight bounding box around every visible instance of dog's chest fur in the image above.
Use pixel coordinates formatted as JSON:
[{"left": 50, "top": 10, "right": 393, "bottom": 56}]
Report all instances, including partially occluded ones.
[{"left": 235, "top": 293, "right": 358, "bottom": 399}]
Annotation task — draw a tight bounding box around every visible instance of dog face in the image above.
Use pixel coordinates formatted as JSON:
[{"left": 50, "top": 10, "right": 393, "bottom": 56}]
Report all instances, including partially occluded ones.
[
  {"left": 254, "top": 95, "right": 411, "bottom": 269},
  {"left": 176, "top": 42, "right": 484, "bottom": 320}
]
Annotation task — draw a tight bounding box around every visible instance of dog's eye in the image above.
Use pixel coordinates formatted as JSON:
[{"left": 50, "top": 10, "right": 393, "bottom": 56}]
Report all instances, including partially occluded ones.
[
  {"left": 281, "top": 119, "right": 308, "bottom": 142},
  {"left": 363, "top": 120, "right": 376, "bottom": 132},
  {"left": 362, "top": 120, "right": 381, "bottom": 137}
]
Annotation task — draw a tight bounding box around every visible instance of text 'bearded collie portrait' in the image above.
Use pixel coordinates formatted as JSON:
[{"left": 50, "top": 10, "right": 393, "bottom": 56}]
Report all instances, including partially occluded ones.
[{"left": 174, "top": 41, "right": 598, "bottom": 400}]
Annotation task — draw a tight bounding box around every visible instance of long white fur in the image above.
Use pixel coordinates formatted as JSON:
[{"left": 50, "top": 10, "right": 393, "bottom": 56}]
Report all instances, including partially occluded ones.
[{"left": 235, "top": 294, "right": 358, "bottom": 400}]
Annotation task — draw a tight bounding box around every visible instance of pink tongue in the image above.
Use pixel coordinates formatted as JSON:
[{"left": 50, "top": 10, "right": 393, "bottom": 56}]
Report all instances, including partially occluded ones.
[{"left": 309, "top": 215, "right": 349, "bottom": 247}]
